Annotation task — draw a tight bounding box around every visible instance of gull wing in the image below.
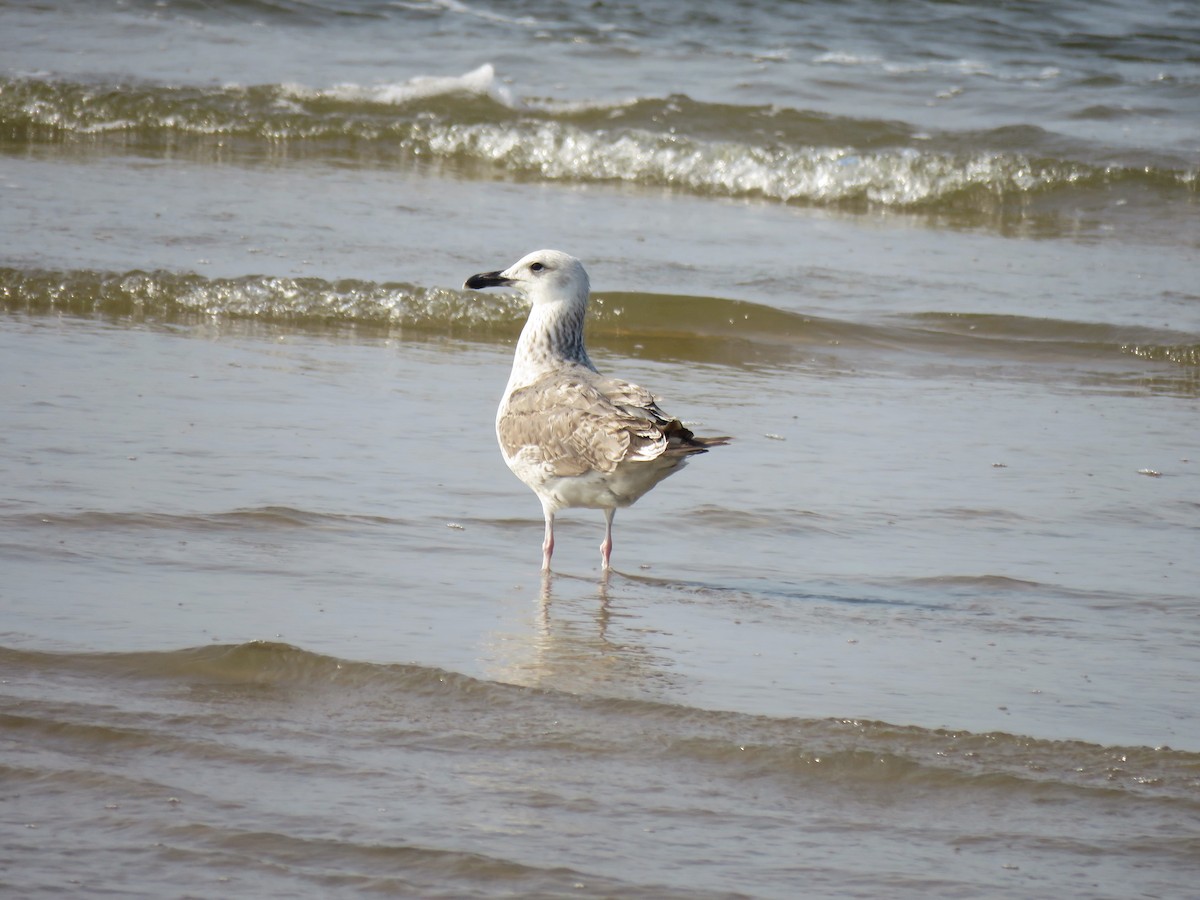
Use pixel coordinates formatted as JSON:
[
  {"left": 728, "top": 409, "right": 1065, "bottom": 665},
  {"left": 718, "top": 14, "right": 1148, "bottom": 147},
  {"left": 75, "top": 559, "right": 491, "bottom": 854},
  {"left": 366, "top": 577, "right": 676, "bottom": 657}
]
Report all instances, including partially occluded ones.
[{"left": 498, "top": 369, "right": 694, "bottom": 477}]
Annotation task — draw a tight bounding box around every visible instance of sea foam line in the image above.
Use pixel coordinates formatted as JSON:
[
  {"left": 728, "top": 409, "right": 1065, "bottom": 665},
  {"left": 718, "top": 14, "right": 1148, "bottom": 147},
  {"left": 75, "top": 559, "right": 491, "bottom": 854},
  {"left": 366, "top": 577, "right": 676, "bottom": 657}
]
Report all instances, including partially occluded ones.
[
  {"left": 415, "top": 120, "right": 1067, "bottom": 206},
  {"left": 279, "top": 63, "right": 516, "bottom": 108}
]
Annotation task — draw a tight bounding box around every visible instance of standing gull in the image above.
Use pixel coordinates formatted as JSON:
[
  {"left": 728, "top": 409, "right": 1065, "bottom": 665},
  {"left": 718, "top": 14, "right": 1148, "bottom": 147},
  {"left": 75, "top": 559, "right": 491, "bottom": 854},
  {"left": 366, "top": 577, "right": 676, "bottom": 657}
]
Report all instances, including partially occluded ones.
[{"left": 465, "top": 249, "right": 729, "bottom": 571}]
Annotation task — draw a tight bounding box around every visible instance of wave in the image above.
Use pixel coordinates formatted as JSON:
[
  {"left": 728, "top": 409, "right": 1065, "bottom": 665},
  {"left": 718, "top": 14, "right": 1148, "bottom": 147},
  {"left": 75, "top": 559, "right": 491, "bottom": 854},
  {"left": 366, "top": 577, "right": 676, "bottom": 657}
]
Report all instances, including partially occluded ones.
[
  {"left": 0, "top": 266, "right": 526, "bottom": 330},
  {"left": 279, "top": 62, "right": 515, "bottom": 108},
  {"left": 3, "top": 73, "right": 1195, "bottom": 223},
  {"left": 4, "top": 267, "right": 1198, "bottom": 377},
  {"left": 4, "top": 506, "right": 397, "bottom": 532},
  {"left": 3, "top": 640, "right": 1198, "bottom": 802}
]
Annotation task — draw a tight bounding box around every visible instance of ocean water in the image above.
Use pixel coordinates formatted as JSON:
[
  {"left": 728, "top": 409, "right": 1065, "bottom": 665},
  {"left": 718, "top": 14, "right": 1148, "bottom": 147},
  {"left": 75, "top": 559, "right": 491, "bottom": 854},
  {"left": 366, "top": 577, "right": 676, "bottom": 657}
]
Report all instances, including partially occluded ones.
[{"left": 2, "top": 1, "right": 1199, "bottom": 897}]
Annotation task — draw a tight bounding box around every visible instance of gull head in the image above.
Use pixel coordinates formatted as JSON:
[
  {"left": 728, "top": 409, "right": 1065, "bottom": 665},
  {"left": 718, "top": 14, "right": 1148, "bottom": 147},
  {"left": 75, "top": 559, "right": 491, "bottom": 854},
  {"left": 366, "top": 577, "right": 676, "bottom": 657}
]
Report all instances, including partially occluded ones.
[{"left": 464, "top": 249, "right": 590, "bottom": 308}]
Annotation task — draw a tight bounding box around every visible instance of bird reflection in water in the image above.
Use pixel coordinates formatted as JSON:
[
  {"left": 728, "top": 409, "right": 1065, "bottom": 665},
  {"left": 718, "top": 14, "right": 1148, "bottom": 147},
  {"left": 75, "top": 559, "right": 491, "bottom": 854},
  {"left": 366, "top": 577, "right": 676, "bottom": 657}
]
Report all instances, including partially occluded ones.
[{"left": 480, "top": 570, "right": 679, "bottom": 700}]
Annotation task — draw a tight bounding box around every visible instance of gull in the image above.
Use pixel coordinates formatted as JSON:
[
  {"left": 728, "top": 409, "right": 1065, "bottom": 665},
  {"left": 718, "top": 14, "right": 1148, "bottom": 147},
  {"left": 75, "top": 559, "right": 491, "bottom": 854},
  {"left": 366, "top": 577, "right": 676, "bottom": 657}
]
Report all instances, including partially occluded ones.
[{"left": 464, "top": 249, "right": 729, "bottom": 572}]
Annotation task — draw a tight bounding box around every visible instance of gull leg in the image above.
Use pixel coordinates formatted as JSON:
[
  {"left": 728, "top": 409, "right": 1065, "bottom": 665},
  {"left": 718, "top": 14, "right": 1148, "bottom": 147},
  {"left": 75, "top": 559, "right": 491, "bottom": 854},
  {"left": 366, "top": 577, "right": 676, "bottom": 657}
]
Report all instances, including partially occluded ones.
[
  {"left": 600, "top": 508, "right": 615, "bottom": 570},
  {"left": 541, "top": 506, "right": 555, "bottom": 572}
]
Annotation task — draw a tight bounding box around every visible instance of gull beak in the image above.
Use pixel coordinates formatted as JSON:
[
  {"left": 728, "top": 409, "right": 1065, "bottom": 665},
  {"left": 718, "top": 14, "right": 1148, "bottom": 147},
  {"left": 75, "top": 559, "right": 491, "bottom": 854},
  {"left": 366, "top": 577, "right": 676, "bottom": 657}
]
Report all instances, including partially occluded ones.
[{"left": 464, "top": 270, "right": 513, "bottom": 290}]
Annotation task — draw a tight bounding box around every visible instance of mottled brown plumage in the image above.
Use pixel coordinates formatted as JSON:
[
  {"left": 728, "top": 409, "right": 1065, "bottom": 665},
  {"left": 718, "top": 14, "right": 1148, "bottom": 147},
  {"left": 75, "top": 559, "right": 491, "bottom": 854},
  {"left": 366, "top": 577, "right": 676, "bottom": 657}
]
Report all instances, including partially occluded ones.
[{"left": 465, "top": 250, "right": 729, "bottom": 571}]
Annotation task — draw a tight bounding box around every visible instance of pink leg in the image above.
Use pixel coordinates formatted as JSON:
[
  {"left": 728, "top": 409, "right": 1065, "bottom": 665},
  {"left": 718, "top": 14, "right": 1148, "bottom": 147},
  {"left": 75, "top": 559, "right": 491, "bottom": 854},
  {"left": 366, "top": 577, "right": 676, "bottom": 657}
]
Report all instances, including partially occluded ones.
[
  {"left": 541, "top": 508, "right": 555, "bottom": 572},
  {"left": 600, "top": 508, "right": 615, "bottom": 570}
]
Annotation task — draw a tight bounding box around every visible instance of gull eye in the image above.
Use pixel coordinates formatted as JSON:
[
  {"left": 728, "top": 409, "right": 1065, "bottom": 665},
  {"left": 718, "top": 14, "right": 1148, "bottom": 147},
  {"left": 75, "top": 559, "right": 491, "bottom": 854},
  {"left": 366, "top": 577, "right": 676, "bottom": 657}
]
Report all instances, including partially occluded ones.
[{"left": 529, "top": 262, "right": 545, "bottom": 272}]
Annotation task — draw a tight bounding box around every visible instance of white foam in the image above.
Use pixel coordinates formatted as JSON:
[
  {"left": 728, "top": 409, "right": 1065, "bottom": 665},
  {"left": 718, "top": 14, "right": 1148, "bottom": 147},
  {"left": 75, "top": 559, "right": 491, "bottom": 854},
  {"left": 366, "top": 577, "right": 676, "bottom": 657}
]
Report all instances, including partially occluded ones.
[
  {"left": 813, "top": 51, "right": 882, "bottom": 67},
  {"left": 418, "top": 120, "right": 1061, "bottom": 206},
  {"left": 424, "top": 0, "right": 537, "bottom": 28},
  {"left": 281, "top": 64, "right": 515, "bottom": 108}
]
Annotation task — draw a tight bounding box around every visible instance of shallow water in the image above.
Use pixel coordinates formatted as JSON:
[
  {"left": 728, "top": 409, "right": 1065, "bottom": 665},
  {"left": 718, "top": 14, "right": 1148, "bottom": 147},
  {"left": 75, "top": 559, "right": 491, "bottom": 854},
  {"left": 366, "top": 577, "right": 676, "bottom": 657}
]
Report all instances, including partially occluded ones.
[{"left": 3, "top": 1, "right": 1199, "bottom": 897}]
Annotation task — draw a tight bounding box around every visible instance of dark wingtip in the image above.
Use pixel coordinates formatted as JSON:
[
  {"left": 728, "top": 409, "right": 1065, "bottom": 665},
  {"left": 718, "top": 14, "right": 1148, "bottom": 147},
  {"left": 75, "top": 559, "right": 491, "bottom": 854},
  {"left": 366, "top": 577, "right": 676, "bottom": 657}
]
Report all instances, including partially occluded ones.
[
  {"left": 683, "top": 435, "right": 732, "bottom": 455},
  {"left": 663, "top": 420, "right": 732, "bottom": 453}
]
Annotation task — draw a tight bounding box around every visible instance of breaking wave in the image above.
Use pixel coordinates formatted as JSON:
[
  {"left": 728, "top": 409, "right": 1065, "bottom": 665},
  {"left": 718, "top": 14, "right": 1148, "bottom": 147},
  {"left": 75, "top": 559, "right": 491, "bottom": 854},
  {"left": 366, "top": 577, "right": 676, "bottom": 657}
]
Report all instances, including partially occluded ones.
[
  {"left": 3, "top": 72, "right": 1195, "bottom": 220},
  {"left": 4, "top": 268, "right": 1197, "bottom": 383}
]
